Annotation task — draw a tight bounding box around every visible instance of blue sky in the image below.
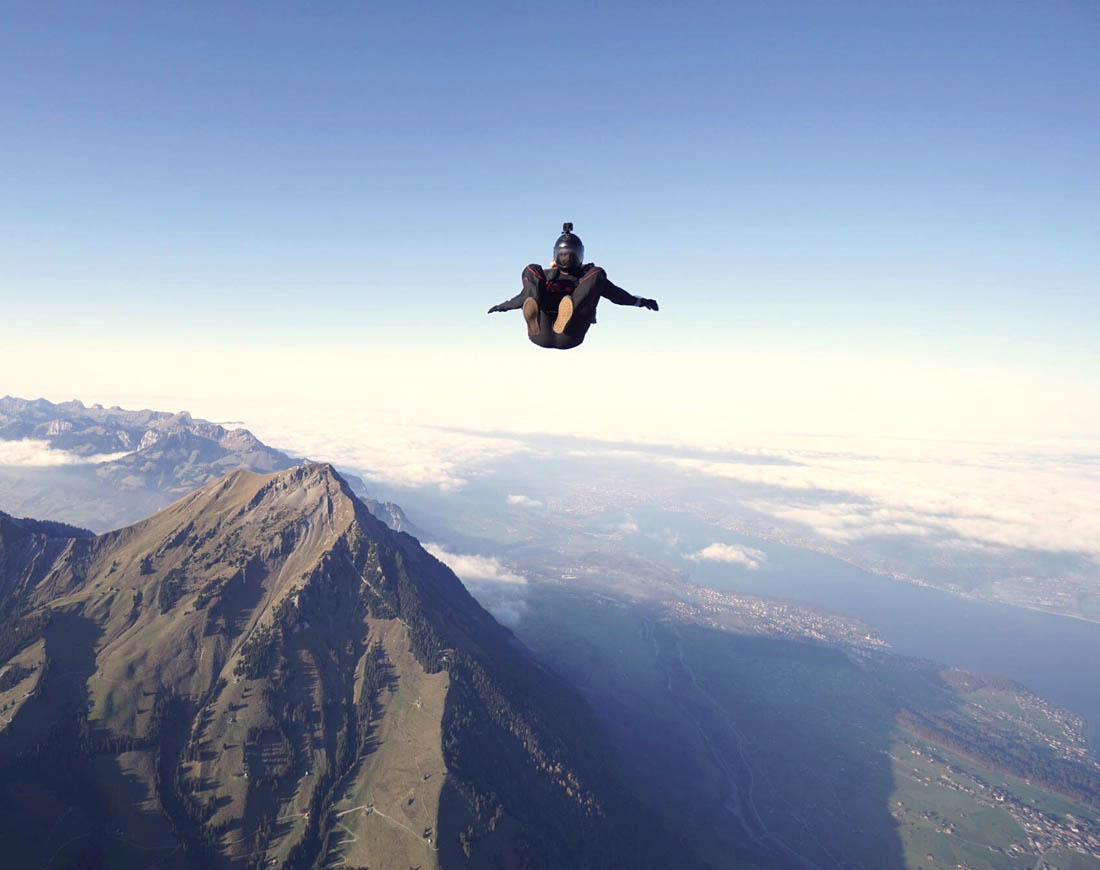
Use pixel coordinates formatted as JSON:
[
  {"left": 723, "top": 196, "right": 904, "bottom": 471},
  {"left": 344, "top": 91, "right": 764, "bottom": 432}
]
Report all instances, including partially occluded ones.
[{"left": 2, "top": 1, "right": 1098, "bottom": 436}]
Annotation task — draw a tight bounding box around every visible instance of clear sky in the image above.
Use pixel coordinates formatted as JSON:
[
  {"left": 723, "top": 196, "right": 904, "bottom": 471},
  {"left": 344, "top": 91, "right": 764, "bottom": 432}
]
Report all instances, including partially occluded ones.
[{"left": 3, "top": 1, "right": 1098, "bottom": 441}]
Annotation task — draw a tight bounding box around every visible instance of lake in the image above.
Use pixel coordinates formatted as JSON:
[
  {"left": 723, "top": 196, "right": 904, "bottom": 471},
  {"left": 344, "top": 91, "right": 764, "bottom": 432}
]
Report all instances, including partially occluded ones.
[{"left": 683, "top": 526, "right": 1100, "bottom": 756}]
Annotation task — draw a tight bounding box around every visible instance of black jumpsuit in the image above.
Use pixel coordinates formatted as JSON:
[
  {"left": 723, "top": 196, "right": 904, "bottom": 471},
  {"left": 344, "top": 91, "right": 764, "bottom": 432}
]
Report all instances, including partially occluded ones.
[{"left": 492, "top": 263, "right": 644, "bottom": 349}]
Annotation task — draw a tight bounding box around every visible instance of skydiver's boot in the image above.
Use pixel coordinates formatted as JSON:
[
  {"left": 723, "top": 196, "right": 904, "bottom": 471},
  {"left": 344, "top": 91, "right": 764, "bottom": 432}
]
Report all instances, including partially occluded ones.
[
  {"left": 522, "top": 297, "right": 541, "bottom": 338},
  {"left": 553, "top": 295, "right": 573, "bottom": 334}
]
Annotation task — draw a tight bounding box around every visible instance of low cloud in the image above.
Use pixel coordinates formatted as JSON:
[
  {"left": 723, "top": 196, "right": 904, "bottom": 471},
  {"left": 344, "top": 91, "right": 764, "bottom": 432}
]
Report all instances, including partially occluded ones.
[
  {"left": 507, "top": 494, "right": 542, "bottom": 508},
  {"left": 423, "top": 543, "right": 529, "bottom": 627},
  {"left": 423, "top": 544, "right": 526, "bottom": 585},
  {"left": 745, "top": 501, "right": 938, "bottom": 545},
  {"left": 687, "top": 542, "right": 767, "bottom": 569},
  {"left": 233, "top": 413, "right": 531, "bottom": 492},
  {"left": 483, "top": 600, "right": 529, "bottom": 628},
  {"left": 648, "top": 527, "right": 683, "bottom": 548},
  {"left": 663, "top": 436, "right": 1100, "bottom": 561},
  {"left": 618, "top": 519, "right": 639, "bottom": 534},
  {"left": 0, "top": 439, "right": 131, "bottom": 467}
]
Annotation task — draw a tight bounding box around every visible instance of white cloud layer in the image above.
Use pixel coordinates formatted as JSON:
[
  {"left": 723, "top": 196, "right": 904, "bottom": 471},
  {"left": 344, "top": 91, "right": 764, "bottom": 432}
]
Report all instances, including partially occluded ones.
[
  {"left": 0, "top": 439, "right": 131, "bottom": 467},
  {"left": 212, "top": 410, "right": 531, "bottom": 491},
  {"left": 687, "top": 543, "right": 767, "bottom": 569},
  {"left": 10, "top": 389, "right": 1093, "bottom": 587},
  {"left": 664, "top": 435, "right": 1100, "bottom": 561},
  {"left": 423, "top": 543, "right": 527, "bottom": 585},
  {"left": 423, "top": 542, "right": 528, "bottom": 627},
  {"left": 507, "top": 494, "right": 542, "bottom": 508}
]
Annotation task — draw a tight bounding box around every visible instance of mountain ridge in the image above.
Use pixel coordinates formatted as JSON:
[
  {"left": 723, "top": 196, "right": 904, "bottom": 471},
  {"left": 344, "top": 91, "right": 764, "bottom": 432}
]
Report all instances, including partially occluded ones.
[{"left": 0, "top": 462, "right": 696, "bottom": 869}]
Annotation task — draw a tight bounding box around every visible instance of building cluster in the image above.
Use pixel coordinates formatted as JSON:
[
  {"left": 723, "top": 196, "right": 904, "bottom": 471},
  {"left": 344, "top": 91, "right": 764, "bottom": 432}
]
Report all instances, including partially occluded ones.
[{"left": 668, "top": 586, "right": 890, "bottom": 651}]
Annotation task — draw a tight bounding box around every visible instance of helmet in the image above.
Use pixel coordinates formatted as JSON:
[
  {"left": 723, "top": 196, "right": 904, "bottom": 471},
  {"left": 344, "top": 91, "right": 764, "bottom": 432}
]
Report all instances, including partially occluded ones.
[{"left": 553, "top": 222, "right": 584, "bottom": 272}]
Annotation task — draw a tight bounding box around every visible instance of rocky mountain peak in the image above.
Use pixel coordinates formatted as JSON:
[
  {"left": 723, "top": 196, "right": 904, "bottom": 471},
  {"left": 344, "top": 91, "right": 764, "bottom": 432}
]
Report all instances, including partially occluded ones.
[{"left": 0, "top": 465, "right": 691, "bottom": 869}]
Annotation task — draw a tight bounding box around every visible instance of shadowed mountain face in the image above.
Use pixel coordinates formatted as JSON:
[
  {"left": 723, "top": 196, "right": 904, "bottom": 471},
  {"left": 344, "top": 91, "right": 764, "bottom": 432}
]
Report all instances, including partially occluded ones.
[
  {"left": 0, "top": 464, "right": 695, "bottom": 870},
  {"left": 0, "top": 396, "right": 413, "bottom": 536}
]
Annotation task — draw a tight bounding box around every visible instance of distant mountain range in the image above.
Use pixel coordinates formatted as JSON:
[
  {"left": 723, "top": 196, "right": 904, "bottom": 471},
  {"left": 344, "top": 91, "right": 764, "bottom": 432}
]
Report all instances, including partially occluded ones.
[
  {"left": 0, "top": 396, "right": 414, "bottom": 536},
  {"left": 0, "top": 464, "right": 694, "bottom": 869}
]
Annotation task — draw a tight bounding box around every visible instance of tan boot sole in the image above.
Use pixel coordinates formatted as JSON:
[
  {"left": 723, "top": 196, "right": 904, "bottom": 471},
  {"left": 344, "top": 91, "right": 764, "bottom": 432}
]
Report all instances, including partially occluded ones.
[
  {"left": 553, "top": 296, "right": 573, "bottom": 334},
  {"left": 522, "top": 297, "right": 540, "bottom": 337}
]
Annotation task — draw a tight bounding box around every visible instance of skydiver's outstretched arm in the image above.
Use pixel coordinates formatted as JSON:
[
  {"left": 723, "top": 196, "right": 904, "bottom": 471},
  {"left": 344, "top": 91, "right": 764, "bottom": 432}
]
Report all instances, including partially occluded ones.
[
  {"left": 563, "top": 268, "right": 655, "bottom": 316},
  {"left": 599, "top": 275, "right": 659, "bottom": 311},
  {"left": 553, "top": 267, "right": 658, "bottom": 340},
  {"left": 487, "top": 290, "right": 525, "bottom": 313}
]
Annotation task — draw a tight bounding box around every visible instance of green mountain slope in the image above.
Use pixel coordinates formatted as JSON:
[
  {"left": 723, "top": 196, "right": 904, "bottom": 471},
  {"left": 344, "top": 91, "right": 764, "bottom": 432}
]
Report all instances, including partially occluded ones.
[{"left": 0, "top": 464, "right": 695, "bottom": 869}]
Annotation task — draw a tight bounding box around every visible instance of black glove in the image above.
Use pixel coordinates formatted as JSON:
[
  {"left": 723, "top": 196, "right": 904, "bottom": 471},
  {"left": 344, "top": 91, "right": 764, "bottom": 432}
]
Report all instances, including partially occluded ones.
[
  {"left": 487, "top": 304, "right": 507, "bottom": 313},
  {"left": 639, "top": 298, "right": 659, "bottom": 311}
]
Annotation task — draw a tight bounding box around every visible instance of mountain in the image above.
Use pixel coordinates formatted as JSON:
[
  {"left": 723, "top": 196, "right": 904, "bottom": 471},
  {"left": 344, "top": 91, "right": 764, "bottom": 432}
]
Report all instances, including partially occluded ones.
[
  {"left": 0, "top": 397, "right": 283, "bottom": 462},
  {"left": 0, "top": 464, "right": 695, "bottom": 869},
  {"left": 0, "top": 396, "right": 414, "bottom": 537}
]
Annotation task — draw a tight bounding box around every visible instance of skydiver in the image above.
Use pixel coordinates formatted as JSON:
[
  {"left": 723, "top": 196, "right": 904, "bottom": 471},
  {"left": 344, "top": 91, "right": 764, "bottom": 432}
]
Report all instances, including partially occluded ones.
[{"left": 487, "top": 223, "right": 659, "bottom": 350}]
